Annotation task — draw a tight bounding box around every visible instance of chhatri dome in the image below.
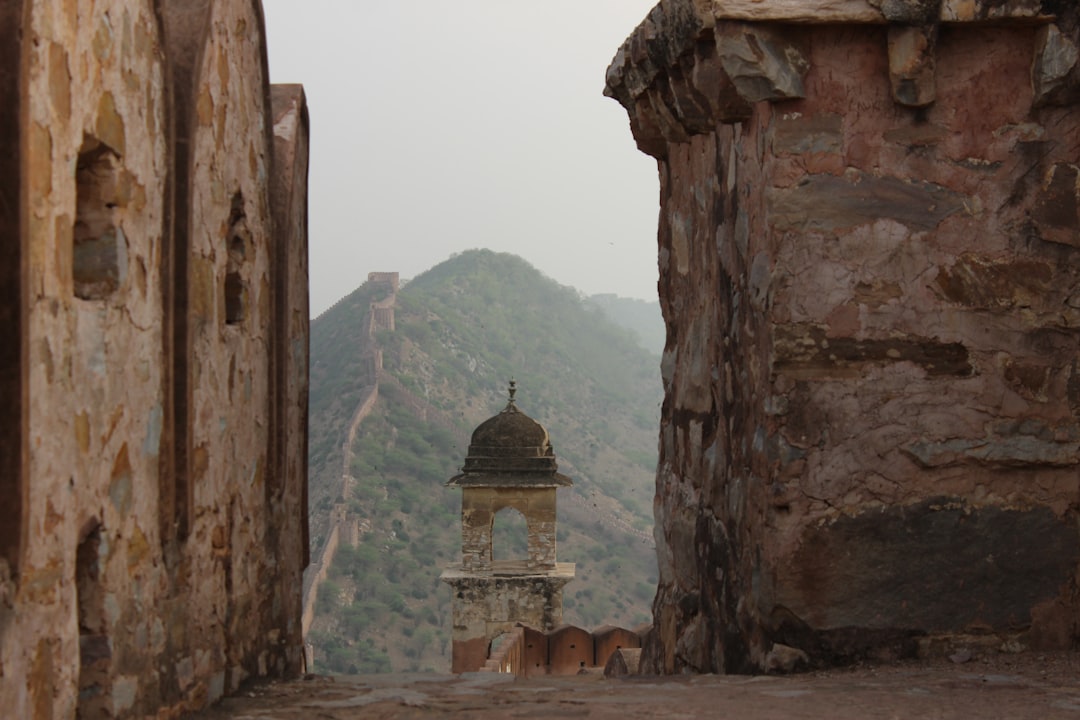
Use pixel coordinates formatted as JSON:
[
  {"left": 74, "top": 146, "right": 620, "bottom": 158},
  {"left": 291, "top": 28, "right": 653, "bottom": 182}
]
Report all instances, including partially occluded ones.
[{"left": 447, "top": 379, "right": 572, "bottom": 488}]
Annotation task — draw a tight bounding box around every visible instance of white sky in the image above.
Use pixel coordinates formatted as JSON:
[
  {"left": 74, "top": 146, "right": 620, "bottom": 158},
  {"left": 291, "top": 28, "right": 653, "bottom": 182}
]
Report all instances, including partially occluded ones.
[{"left": 262, "top": 1, "right": 661, "bottom": 317}]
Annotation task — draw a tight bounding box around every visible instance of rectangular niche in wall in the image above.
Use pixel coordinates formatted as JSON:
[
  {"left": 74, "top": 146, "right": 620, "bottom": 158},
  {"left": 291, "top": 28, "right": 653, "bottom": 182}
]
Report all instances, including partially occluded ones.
[
  {"left": 77, "top": 522, "right": 111, "bottom": 718},
  {"left": 225, "top": 191, "right": 249, "bottom": 326},
  {"left": 74, "top": 136, "right": 127, "bottom": 300}
]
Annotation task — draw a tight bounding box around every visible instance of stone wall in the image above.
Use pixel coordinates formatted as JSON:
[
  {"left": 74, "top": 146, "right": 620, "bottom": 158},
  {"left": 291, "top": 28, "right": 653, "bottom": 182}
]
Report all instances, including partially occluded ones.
[
  {"left": 0, "top": 0, "right": 310, "bottom": 716},
  {"left": 301, "top": 520, "right": 341, "bottom": 640},
  {"left": 441, "top": 568, "right": 575, "bottom": 672},
  {"left": 269, "top": 83, "right": 312, "bottom": 670},
  {"left": 478, "top": 623, "right": 645, "bottom": 677},
  {"left": 606, "top": 0, "right": 1080, "bottom": 673}
]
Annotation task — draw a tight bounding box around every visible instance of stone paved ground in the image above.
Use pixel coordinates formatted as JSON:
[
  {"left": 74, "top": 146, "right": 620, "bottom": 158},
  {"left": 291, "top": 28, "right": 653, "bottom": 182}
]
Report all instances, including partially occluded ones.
[{"left": 190, "top": 652, "right": 1080, "bottom": 719}]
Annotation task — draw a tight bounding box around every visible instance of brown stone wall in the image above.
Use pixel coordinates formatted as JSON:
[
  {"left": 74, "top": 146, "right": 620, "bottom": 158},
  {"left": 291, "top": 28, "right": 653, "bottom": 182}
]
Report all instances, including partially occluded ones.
[
  {"left": 606, "top": 0, "right": 1080, "bottom": 673},
  {"left": 0, "top": 0, "right": 309, "bottom": 716}
]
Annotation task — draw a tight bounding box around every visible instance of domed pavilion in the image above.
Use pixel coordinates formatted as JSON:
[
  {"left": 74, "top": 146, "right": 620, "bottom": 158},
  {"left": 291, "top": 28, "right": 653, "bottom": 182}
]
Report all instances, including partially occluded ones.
[{"left": 441, "top": 381, "right": 576, "bottom": 673}]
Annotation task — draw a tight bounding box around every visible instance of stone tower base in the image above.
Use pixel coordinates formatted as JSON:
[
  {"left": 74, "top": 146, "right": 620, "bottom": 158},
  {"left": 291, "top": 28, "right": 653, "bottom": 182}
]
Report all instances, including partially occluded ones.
[{"left": 442, "top": 563, "right": 574, "bottom": 673}]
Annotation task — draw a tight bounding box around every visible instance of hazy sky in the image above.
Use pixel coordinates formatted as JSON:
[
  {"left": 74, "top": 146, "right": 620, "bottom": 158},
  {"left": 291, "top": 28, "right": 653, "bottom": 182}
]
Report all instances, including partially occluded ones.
[{"left": 262, "top": 1, "right": 661, "bottom": 317}]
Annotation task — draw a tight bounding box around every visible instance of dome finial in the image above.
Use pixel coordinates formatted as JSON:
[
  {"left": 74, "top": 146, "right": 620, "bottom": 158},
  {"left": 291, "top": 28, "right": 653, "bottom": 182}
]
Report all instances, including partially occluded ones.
[{"left": 507, "top": 378, "right": 517, "bottom": 408}]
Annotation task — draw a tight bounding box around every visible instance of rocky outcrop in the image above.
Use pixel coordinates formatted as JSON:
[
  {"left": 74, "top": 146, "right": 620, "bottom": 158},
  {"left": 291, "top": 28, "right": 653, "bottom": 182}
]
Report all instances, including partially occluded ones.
[{"left": 606, "top": 0, "right": 1080, "bottom": 673}]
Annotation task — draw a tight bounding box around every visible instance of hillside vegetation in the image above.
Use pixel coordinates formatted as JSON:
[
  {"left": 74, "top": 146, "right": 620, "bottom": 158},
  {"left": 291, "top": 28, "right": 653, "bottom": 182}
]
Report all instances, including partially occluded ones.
[{"left": 306, "top": 250, "right": 663, "bottom": 673}]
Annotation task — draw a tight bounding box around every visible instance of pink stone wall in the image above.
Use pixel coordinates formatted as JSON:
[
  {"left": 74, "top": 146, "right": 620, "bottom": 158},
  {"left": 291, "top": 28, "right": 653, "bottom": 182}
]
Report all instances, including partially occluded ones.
[{"left": 607, "top": 0, "right": 1080, "bottom": 673}]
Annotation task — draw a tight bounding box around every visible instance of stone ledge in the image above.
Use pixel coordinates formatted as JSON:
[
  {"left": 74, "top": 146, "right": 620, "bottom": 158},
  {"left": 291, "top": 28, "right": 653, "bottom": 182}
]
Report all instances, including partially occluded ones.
[
  {"left": 605, "top": 0, "right": 1064, "bottom": 158},
  {"left": 441, "top": 562, "right": 576, "bottom": 582}
]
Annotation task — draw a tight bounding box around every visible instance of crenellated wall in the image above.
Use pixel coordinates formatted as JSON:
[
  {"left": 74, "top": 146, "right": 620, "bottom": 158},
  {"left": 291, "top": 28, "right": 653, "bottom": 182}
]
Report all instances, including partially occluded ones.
[
  {"left": 0, "top": 0, "right": 310, "bottom": 716},
  {"left": 607, "top": 0, "right": 1080, "bottom": 674}
]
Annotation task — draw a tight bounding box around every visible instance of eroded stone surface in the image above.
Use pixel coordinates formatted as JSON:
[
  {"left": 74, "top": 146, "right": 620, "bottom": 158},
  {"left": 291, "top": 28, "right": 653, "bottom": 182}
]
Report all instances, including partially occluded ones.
[
  {"left": 606, "top": 2, "right": 1080, "bottom": 675},
  {"left": 0, "top": 1, "right": 310, "bottom": 717}
]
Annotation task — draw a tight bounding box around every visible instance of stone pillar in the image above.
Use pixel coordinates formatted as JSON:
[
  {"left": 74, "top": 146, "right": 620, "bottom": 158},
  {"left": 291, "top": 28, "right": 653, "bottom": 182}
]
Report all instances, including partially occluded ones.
[{"left": 606, "top": 0, "right": 1080, "bottom": 674}]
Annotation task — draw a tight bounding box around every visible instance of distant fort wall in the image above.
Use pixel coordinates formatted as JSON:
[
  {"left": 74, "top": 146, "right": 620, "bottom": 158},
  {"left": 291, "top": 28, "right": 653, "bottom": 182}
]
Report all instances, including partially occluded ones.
[{"left": 301, "top": 273, "right": 397, "bottom": 660}]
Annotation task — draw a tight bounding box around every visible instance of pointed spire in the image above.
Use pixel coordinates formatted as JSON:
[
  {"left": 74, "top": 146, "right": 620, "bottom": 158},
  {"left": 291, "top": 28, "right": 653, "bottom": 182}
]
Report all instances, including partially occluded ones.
[{"left": 506, "top": 377, "right": 517, "bottom": 410}]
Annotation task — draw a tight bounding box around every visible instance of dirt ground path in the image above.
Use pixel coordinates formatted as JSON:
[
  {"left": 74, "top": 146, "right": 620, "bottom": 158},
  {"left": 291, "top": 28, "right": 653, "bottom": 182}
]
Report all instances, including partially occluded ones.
[{"left": 189, "top": 652, "right": 1080, "bottom": 719}]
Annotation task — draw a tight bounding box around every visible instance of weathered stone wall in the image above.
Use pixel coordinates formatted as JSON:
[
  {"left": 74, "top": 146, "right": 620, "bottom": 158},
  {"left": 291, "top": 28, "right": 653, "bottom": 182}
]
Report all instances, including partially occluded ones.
[
  {"left": 181, "top": 0, "right": 277, "bottom": 695},
  {"left": 442, "top": 568, "right": 575, "bottom": 672},
  {"left": 606, "top": 0, "right": 1080, "bottom": 673},
  {"left": 0, "top": 0, "right": 310, "bottom": 716},
  {"left": 15, "top": 2, "right": 171, "bottom": 715},
  {"left": 269, "top": 83, "right": 311, "bottom": 681}
]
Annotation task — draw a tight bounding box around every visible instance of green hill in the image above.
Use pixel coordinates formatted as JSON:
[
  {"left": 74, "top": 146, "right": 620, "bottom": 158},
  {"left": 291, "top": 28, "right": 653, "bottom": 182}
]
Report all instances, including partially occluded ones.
[{"left": 306, "top": 250, "right": 661, "bottom": 673}]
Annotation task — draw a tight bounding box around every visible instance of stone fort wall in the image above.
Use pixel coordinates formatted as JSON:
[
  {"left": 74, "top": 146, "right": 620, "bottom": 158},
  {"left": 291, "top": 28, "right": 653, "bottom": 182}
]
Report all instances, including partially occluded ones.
[
  {"left": 300, "top": 273, "right": 395, "bottom": 664},
  {"left": 606, "top": 0, "right": 1080, "bottom": 673},
  {"left": 0, "top": 0, "right": 309, "bottom": 716}
]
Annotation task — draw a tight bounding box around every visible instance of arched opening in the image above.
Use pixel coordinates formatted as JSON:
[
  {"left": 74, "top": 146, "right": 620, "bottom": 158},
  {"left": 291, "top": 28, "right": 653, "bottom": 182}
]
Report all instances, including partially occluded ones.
[
  {"left": 77, "top": 522, "right": 110, "bottom": 718},
  {"left": 491, "top": 507, "right": 528, "bottom": 564}
]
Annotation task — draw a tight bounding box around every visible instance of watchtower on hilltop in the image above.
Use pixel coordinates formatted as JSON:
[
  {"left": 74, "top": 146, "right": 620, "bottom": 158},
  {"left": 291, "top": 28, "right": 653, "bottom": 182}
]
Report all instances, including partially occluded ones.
[{"left": 441, "top": 381, "right": 575, "bottom": 673}]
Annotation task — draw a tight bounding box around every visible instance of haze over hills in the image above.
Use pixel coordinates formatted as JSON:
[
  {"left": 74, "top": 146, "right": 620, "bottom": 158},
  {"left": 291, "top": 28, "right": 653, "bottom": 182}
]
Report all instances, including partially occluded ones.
[
  {"left": 586, "top": 293, "right": 664, "bottom": 356},
  {"left": 305, "top": 250, "right": 663, "bottom": 673}
]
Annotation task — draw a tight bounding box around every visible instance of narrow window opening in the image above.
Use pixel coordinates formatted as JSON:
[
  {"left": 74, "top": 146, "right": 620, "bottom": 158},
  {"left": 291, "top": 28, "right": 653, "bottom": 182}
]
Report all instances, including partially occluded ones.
[
  {"left": 224, "top": 192, "right": 249, "bottom": 325},
  {"left": 74, "top": 137, "right": 126, "bottom": 300},
  {"left": 77, "top": 523, "right": 110, "bottom": 718},
  {"left": 579, "top": 661, "right": 586, "bottom": 668},
  {"left": 0, "top": 0, "right": 25, "bottom": 581}
]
